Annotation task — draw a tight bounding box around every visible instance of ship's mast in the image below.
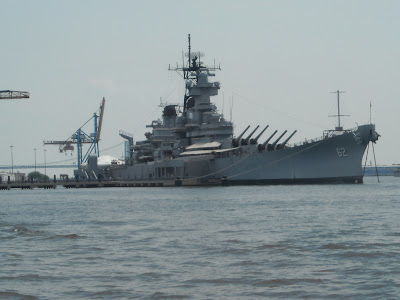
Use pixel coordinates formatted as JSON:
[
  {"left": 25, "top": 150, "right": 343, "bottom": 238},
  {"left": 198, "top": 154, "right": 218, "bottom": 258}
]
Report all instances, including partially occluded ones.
[
  {"left": 330, "top": 90, "right": 349, "bottom": 131},
  {"left": 187, "top": 34, "right": 191, "bottom": 79},
  {"left": 168, "top": 34, "right": 221, "bottom": 112},
  {"left": 169, "top": 34, "right": 220, "bottom": 79}
]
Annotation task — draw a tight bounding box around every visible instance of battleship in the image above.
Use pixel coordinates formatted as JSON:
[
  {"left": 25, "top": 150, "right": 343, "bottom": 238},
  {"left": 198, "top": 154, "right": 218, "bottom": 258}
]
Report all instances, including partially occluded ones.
[{"left": 75, "top": 35, "right": 379, "bottom": 186}]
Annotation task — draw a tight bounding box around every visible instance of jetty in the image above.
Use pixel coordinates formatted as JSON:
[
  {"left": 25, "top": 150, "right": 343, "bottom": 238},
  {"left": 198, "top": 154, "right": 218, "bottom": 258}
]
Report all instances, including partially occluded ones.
[{"left": 0, "top": 177, "right": 222, "bottom": 190}]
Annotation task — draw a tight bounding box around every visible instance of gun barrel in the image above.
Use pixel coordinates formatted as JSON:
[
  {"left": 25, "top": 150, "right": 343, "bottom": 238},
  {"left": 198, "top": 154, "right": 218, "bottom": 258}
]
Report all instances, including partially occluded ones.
[
  {"left": 261, "top": 130, "right": 278, "bottom": 147},
  {"left": 281, "top": 130, "right": 297, "bottom": 147},
  {"left": 242, "top": 125, "right": 259, "bottom": 145},
  {"left": 271, "top": 130, "right": 287, "bottom": 148},
  {"left": 245, "top": 125, "right": 259, "bottom": 141},
  {"left": 251, "top": 125, "right": 269, "bottom": 143},
  {"left": 237, "top": 125, "right": 251, "bottom": 140},
  {"left": 232, "top": 125, "right": 250, "bottom": 147}
]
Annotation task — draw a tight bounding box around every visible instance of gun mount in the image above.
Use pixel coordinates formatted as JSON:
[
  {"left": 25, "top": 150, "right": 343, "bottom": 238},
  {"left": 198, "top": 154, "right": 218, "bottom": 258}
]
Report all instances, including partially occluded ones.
[
  {"left": 250, "top": 125, "right": 269, "bottom": 144},
  {"left": 276, "top": 130, "right": 297, "bottom": 150},
  {"left": 241, "top": 125, "right": 259, "bottom": 145},
  {"left": 267, "top": 130, "right": 287, "bottom": 151},
  {"left": 258, "top": 130, "right": 278, "bottom": 151},
  {"left": 232, "top": 125, "right": 250, "bottom": 147}
]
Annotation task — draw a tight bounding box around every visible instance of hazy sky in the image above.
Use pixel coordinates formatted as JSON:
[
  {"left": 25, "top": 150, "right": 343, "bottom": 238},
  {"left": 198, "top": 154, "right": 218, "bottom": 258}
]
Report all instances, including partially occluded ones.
[{"left": 1, "top": 0, "right": 399, "bottom": 177}]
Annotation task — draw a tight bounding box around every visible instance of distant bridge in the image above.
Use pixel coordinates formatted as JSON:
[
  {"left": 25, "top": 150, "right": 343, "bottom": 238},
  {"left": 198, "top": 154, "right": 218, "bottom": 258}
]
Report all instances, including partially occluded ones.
[{"left": 0, "top": 165, "right": 76, "bottom": 170}]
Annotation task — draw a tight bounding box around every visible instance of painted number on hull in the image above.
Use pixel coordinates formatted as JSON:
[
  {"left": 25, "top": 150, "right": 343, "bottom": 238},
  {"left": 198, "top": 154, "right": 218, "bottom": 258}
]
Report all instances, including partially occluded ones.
[{"left": 336, "top": 148, "right": 347, "bottom": 157}]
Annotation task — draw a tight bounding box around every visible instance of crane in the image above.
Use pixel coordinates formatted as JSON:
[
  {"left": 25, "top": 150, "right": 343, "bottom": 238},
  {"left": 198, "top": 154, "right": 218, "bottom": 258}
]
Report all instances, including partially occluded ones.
[
  {"left": 43, "top": 98, "right": 106, "bottom": 168},
  {"left": 0, "top": 90, "right": 30, "bottom": 100}
]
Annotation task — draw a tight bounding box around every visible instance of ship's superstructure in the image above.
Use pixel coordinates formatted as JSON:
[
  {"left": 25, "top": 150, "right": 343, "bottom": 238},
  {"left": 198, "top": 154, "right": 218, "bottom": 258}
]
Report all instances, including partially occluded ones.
[{"left": 75, "top": 35, "right": 379, "bottom": 185}]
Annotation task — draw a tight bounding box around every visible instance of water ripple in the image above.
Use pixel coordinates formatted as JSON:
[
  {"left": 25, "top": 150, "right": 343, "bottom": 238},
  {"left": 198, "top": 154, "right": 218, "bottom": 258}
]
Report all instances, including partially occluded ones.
[
  {"left": 142, "top": 292, "right": 190, "bottom": 299},
  {"left": 0, "top": 291, "right": 38, "bottom": 299},
  {"left": 253, "top": 277, "right": 324, "bottom": 287},
  {"left": 1, "top": 178, "right": 400, "bottom": 299}
]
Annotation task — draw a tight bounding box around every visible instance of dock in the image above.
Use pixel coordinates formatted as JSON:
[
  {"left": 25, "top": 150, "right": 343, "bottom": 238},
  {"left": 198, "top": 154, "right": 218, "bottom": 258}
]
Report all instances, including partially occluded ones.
[
  {"left": 0, "top": 182, "right": 57, "bottom": 190},
  {"left": 0, "top": 178, "right": 222, "bottom": 190}
]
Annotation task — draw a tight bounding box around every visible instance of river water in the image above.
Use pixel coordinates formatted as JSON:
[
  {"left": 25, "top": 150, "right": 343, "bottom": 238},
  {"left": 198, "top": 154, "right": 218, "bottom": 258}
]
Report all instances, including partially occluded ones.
[{"left": 1, "top": 177, "right": 399, "bottom": 299}]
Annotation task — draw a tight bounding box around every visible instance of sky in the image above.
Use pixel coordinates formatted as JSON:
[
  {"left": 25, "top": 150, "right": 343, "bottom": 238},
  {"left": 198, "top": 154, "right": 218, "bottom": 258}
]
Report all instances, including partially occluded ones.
[{"left": 1, "top": 0, "right": 399, "bottom": 177}]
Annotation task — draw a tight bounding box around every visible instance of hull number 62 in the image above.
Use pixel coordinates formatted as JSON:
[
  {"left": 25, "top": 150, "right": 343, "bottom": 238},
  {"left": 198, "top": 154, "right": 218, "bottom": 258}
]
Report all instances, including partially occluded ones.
[{"left": 336, "top": 148, "right": 347, "bottom": 157}]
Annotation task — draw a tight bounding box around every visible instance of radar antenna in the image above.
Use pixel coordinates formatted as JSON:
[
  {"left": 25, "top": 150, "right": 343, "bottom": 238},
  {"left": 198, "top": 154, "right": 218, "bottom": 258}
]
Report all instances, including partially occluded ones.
[
  {"left": 168, "top": 34, "right": 220, "bottom": 80},
  {"left": 168, "top": 35, "right": 221, "bottom": 112}
]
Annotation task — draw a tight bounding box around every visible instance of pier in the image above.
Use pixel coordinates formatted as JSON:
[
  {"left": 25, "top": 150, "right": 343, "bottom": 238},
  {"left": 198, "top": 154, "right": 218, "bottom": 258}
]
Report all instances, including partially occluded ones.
[
  {"left": 0, "top": 178, "right": 222, "bottom": 190},
  {"left": 0, "top": 181, "right": 57, "bottom": 190}
]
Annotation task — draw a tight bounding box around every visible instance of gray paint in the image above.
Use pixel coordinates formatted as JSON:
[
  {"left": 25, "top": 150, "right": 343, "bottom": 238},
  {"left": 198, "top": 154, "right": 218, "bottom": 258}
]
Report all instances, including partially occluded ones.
[{"left": 74, "top": 37, "right": 379, "bottom": 185}]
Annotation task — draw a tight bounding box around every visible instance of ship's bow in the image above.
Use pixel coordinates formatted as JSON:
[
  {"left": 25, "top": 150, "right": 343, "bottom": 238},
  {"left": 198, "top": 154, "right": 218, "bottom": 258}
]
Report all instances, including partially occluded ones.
[{"left": 356, "top": 124, "right": 379, "bottom": 144}]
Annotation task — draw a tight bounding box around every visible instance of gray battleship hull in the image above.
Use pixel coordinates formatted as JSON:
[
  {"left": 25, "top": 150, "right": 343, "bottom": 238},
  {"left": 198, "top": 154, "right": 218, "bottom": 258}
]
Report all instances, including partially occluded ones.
[
  {"left": 215, "top": 129, "right": 368, "bottom": 185},
  {"left": 74, "top": 36, "right": 379, "bottom": 186},
  {"left": 103, "top": 124, "right": 375, "bottom": 185}
]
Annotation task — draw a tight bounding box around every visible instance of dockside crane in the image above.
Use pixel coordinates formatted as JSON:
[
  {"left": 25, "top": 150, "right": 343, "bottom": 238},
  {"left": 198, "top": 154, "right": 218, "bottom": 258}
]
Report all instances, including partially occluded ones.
[
  {"left": 0, "top": 90, "right": 30, "bottom": 100},
  {"left": 43, "top": 98, "right": 106, "bottom": 169}
]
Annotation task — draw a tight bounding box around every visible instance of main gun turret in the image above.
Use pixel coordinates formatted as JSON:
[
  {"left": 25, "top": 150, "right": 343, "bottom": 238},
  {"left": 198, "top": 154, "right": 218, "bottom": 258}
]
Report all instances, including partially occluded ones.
[
  {"left": 241, "top": 125, "right": 259, "bottom": 145},
  {"left": 250, "top": 125, "right": 269, "bottom": 144},
  {"left": 267, "top": 130, "right": 287, "bottom": 151},
  {"left": 258, "top": 130, "right": 278, "bottom": 151},
  {"left": 276, "top": 130, "right": 297, "bottom": 150},
  {"left": 232, "top": 125, "right": 250, "bottom": 147}
]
